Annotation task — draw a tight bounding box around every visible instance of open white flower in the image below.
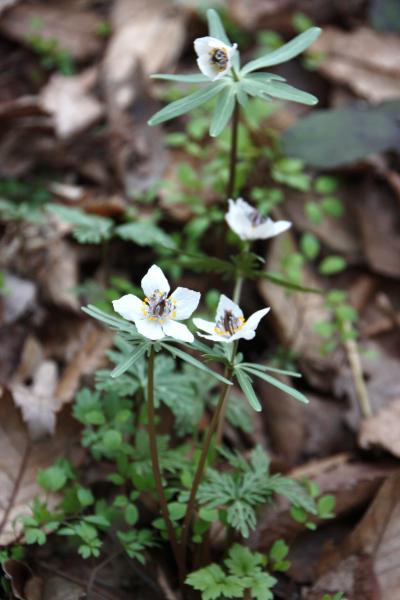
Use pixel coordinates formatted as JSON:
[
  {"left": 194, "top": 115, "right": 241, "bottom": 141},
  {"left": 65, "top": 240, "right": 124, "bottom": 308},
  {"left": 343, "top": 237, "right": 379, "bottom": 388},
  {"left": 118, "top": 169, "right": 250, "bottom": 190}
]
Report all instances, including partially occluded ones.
[
  {"left": 194, "top": 36, "right": 237, "bottom": 81},
  {"left": 226, "top": 198, "right": 292, "bottom": 241},
  {"left": 112, "top": 265, "right": 200, "bottom": 343},
  {"left": 193, "top": 295, "right": 270, "bottom": 343}
]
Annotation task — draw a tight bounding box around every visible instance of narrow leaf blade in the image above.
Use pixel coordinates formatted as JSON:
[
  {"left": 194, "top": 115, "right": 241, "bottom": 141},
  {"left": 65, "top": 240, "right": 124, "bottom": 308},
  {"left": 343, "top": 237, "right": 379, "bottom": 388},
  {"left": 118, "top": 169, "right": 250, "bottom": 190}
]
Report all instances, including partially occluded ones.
[
  {"left": 242, "top": 366, "right": 309, "bottom": 404},
  {"left": 235, "top": 368, "right": 262, "bottom": 412},
  {"left": 82, "top": 305, "right": 134, "bottom": 332},
  {"left": 161, "top": 343, "right": 233, "bottom": 386},
  {"left": 240, "top": 362, "right": 302, "bottom": 378},
  {"left": 148, "top": 83, "right": 225, "bottom": 126},
  {"left": 209, "top": 84, "right": 236, "bottom": 137},
  {"left": 151, "top": 73, "right": 210, "bottom": 82},
  {"left": 241, "top": 27, "right": 321, "bottom": 74},
  {"left": 111, "top": 344, "right": 149, "bottom": 378}
]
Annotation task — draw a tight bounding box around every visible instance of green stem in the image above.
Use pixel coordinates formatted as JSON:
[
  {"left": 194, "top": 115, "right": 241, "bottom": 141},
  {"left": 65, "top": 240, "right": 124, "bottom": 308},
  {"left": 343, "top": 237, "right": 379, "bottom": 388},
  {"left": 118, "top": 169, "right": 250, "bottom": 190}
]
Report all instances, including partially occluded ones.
[
  {"left": 233, "top": 276, "right": 243, "bottom": 304},
  {"left": 215, "top": 341, "right": 238, "bottom": 445},
  {"left": 227, "top": 100, "right": 240, "bottom": 199},
  {"left": 147, "top": 346, "right": 184, "bottom": 579},
  {"left": 181, "top": 369, "right": 232, "bottom": 574}
]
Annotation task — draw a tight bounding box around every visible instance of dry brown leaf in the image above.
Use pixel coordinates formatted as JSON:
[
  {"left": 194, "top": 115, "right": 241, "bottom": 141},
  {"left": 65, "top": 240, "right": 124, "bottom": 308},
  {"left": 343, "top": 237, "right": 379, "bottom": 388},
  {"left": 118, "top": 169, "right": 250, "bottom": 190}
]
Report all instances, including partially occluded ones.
[
  {"left": 0, "top": 2, "right": 103, "bottom": 61},
  {"left": 309, "top": 472, "right": 400, "bottom": 599},
  {"left": 1, "top": 273, "right": 37, "bottom": 325},
  {"left": 12, "top": 360, "right": 59, "bottom": 441},
  {"left": 55, "top": 321, "right": 113, "bottom": 406},
  {"left": 313, "top": 27, "right": 400, "bottom": 102},
  {"left": 0, "top": 392, "right": 77, "bottom": 545},
  {"left": 38, "top": 239, "right": 79, "bottom": 311},
  {"left": 39, "top": 69, "right": 104, "bottom": 140},
  {"left": 259, "top": 233, "right": 342, "bottom": 390},
  {"left": 251, "top": 454, "right": 396, "bottom": 551},
  {"left": 359, "top": 398, "right": 400, "bottom": 457},
  {"left": 354, "top": 181, "right": 400, "bottom": 279},
  {"left": 3, "top": 560, "right": 43, "bottom": 600}
]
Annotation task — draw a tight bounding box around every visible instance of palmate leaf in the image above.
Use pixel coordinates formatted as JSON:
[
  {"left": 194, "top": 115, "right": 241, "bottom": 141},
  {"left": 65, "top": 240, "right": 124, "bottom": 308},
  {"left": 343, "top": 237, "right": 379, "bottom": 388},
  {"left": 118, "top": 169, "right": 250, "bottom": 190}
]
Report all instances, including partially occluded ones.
[
  {"left": 48, "top": 204, "right": 114, "bottom": 243},
  {"left": 115, "top": 221, "right": 175, "bottom": 249},
  {"left": 210, "top": 83, "right": 236, "bottom": 137},
  {"left": 241, "top": 27, "right": 321, "bottom": 75},
  {"left": 148, "top": 82, "right": 227, "bottom": 126},
  {"left": 240, "top": 365, "right": 309, "bottom": 404}
]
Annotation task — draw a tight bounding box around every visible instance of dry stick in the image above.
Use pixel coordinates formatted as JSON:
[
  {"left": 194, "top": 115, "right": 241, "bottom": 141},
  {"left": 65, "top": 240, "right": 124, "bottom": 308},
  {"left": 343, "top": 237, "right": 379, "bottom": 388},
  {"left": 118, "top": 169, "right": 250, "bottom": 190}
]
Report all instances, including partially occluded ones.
[
  {"left": 180, "top": 373, "right": 232, "bottom": 575},
  {"left": 38, "top": 563, "right": 116, "bottom": 600},
  {"left": 146, "top": 346, "right": 184, "bottom": 580},
  {"left": 0, "top": 439, "right": 31, "bottom": 539},
  {"left": 343, "top": 322, "right": 372, "bottom": 418},
  {"left": 86, "top": 551, "right": 122, "bottom": 599}
]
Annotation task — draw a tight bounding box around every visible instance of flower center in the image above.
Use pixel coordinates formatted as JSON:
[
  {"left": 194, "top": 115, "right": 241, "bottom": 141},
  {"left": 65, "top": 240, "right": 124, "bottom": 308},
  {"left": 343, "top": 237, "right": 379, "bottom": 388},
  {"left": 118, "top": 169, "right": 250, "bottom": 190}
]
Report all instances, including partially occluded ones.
[
  {"left": 248, "top": 208, "right": 266, "bottom": 227},
  {"left": 214, "top": 309, "right": 245, "bottom": 337},
  {"left": 143, "top": 291, "right": 176, "bottom": 322},
  {"left": 209, "top": 47, "right": 228, "bottom": 71}
]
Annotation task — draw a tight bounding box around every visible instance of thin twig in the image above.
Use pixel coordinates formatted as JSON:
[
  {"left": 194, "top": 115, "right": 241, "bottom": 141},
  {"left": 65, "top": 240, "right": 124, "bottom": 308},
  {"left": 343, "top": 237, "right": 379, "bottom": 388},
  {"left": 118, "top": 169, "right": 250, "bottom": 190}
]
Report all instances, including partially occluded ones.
[
  {"left": 38, "top": 563, "right": 116, "bottom": 600},
  {"left": 86, "top": 551, "right": 122, "bottom": 599},
  {"left": 0, "top": 438, "right": 31, "bottom": 539},
  {"left": 343, "top": 323, "right": 372, "bottom": 418}
]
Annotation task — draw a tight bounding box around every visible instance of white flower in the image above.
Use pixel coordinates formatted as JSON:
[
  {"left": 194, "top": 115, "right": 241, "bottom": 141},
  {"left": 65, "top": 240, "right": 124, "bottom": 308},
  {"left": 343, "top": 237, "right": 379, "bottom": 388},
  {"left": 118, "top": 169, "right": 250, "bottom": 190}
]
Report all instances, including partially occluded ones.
[
  {"left": 193, "top": 295, "right": 270, "bottom": 343},
  {"left": 226, "top": 198, "right": 292, "bottom": 241},
  {"left": 194, "top": 36, "right": 237, "bottom": 81},
  {"left": 112, "top": 265, "right": 200, "bottom": 343}
]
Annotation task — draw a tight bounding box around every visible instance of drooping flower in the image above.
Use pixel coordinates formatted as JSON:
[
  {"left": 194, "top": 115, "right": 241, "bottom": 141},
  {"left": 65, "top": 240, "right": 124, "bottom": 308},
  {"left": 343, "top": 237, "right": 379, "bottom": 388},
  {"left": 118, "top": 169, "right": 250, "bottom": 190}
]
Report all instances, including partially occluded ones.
[
  {"left": 193, "top": 295, "right": 270, "bottom": 343},
  {"left": 112, "top": 265, "right": 200, "bottom": 342},
  {"left": 194, "top": 36, "right": 237, "bottom": 81},
  {"left": 226, "top": 198, "right": 292, "bottom": 241}
]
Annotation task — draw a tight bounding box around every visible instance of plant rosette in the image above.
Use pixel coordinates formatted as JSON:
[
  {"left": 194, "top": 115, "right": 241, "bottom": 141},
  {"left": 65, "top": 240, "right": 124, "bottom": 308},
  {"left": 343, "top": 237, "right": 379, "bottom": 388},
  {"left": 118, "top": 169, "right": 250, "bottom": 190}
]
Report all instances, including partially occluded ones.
[{"left": 148, "top": 9, "right": 321, "bottom": 136}]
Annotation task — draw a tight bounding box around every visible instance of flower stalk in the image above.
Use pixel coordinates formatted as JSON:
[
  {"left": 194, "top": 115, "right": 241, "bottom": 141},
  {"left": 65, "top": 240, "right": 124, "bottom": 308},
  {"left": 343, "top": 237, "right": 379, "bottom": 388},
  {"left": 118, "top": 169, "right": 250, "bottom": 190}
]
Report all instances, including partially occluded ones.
[
  {"left": 227, "top": 100, "right": 240, "bottom": 199},
  {"left": 181, "top": 368, "right": 232, "bottom": 572},
  {"left": 147, "top": 346, "right": 184, "bottom": 579}
]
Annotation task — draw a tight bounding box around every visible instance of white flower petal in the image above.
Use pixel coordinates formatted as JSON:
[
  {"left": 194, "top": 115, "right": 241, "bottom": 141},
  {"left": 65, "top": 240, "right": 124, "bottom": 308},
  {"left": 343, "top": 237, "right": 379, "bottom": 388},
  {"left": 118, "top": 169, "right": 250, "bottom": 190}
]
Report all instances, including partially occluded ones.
[
  {"left": 170, "top": 287, "right": 201, "bottom": 320},
  {"left": 112, "top": 294, "right": 144, "bottom": 322},
  {"left": 198, "top": 331, "right": 232, "bottom": 343},
  {"left": 197, "top": 57, "right": 219, "bottom": 80},
  {"left": 225, "top": 198, "right": 250, "bottom": 240},
  {"left": 255, "top": 219, "right": 292, "bottom": 239},
  {"left": 136, "top": 318, "right": 165, "bottom": 340},
  {"left": 141, "top": 265, "right": 170, "bottom": 297},
  {"left": 163, "top": 320, "right": 194, "bottom": 343},
  {"left": 193, "top": 317, "right": 216, "bottom": 334},
  {"left": 231, "top": 307, "right": 271, "bottom": 341},
  {"left": 215, "top": 295, "right": 243, "bottom": 322}
]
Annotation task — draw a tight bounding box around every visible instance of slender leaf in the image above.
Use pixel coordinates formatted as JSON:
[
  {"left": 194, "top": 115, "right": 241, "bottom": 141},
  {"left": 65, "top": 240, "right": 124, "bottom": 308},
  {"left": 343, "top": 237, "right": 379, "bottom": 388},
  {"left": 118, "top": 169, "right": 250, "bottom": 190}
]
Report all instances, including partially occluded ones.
[
  {"left": 82, "top": 305, "right": 135, "bottom": 333},
  {"left": 241, "top": 27, "right": 321, "bottom": 74},
  {"left": 252, "top": 270, "right": 322, "bottom": 294},
  {"left": 161, "top": 343, "right": 233, "bottom": 386},
  {"left": 241, "top": 366, "right": 309, "bottom": 404},
  {"left": 151, "top": 73, "right": 209, "bottom": 82},
  {"left": 240, "top": 362, "right": 302, "bottom": 378},
  {"left": 207, "top": 8, "right": 231, "bottom": 45},
  {"left": 235, "top": 368, "right": 262, "bottom": 412},
  {"left": 244, "top": 76, "right": 318, "bottom": 105},
  {"left": 111, "top": 344, "right": 149, "bottom": 378},
  {"left": 207, "top": 9, "right": 240, "bottom": 71},
  {"left": 246, "top": 72, "right": 286, "bottom": 83},
  {"left": 148, "top": 82, "right": 226, "bottom": 126},
  {"left": 210, "top": 84, "right": 236, "bottom": 137}
]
